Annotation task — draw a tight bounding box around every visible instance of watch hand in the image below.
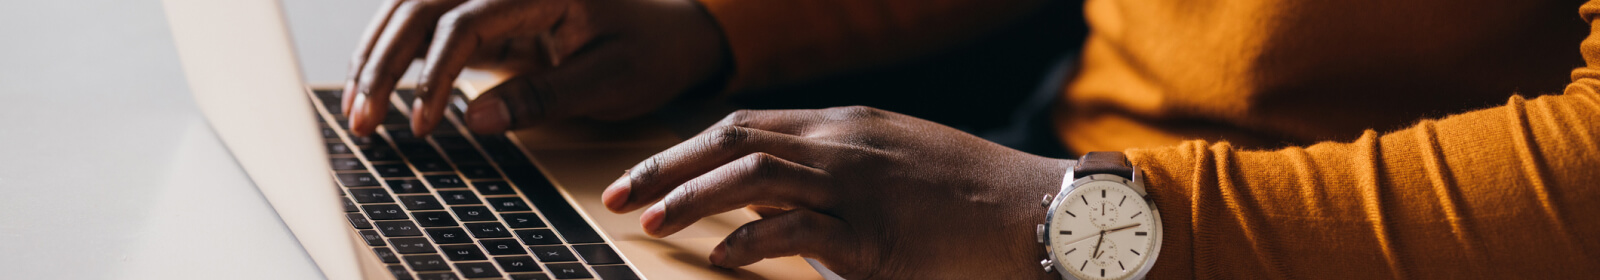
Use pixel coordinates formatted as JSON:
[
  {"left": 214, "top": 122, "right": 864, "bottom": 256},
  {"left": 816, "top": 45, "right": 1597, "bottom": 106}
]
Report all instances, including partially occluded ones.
[
  {"left": 1105, "top": 223, "right": 1142, "bottom": 233},
  {"left": 1091, "top": 230, "right": 1105, "bottom": 260}
]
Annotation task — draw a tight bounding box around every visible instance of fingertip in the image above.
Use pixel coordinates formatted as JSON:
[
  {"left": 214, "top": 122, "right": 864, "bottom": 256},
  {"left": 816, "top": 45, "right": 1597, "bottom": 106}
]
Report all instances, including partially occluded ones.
[
  {"left": 465, "top": 94, "right": 510, "bottom": 134},
  {"left": 640, "top": 203, "right": 666, "bottom": 237},
  {"left": 348, "top": 96, "right": 370, "bottom": 137},
  {"left": 601, "top": 181, "right": 631, "bottom": 213},
  {"left": 709, "top": 242, "right": 728, "bottom": 267},
  {"left": 409, "top": 98, "right": 436, "bottom": 136},
  {"left": 341, "top": 81, "right": 359, "bottom": 117}
]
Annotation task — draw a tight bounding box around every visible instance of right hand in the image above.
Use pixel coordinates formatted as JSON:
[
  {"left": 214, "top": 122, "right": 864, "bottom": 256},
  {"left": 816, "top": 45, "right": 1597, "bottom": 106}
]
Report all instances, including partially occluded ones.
[{"left": 341, "top": 0, "right": 730, "bottom": 137}]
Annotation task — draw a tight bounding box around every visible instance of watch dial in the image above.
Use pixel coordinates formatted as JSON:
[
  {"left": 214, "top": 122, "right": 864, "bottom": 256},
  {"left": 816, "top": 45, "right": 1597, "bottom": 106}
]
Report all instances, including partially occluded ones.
[{"left": 1048, "top": 180, "right": 1157, "bottom": 280}]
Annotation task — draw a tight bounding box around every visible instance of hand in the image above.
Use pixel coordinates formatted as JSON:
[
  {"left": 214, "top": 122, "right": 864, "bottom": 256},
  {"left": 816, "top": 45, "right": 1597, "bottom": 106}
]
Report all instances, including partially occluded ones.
[
  {"left": 600, "top": 106, "right": 1070, "bottom": 279},
  {"left": 341, "top": 0, "right": 729, "bottom": 136}
]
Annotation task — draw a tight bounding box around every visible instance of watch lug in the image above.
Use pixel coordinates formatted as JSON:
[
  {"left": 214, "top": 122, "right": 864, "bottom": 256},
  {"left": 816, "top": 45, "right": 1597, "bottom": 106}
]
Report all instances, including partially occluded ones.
[
  {"left": 1041, "top": 259, "right": 1054, "bottom": 272},
  {"left": 1040, "top": 194, "right": 1053, "bottom": 207}
]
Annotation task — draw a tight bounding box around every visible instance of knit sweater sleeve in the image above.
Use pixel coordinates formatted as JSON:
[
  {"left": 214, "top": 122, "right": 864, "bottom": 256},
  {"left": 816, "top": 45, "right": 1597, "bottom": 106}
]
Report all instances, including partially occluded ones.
[{"left": 1126, "top": 2, "right": 1600, "bottom": 278}]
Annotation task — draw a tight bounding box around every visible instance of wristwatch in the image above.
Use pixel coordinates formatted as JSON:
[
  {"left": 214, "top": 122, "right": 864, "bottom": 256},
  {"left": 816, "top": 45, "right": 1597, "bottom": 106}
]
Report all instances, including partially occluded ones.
[{"left": 1037, "top": 151, "right": 1163, "bottom": 280}]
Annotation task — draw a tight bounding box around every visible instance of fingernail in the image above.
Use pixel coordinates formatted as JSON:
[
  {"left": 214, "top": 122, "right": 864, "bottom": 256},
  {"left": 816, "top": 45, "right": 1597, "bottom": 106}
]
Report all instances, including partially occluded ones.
[
  {"left": 709, "top": 242, "right": 728, "bottom": 267},
  {"left": 465, "top": 95, "right": 510, "bottom": 134},
  {"left": 602, "top": 170, "right": 632, "bottom": 211},
  {"left": 348, "top": 94, "right": 368, "bottom": 136},
  {"left": 640, "top": 203, "right": 665, "bottom": 236},
  {"left": 411, "top": 98, "right": 435, "bottom": 136}
]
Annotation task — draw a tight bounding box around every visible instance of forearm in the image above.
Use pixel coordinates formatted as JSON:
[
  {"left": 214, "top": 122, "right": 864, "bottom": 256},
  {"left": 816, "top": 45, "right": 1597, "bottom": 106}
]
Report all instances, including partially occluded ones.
[
  {"left": 1126, "top": 87, "right": 1600, "bottom": 278},
  {"left": 694, "top": 0, "right": 1051, "bottom": 92}
]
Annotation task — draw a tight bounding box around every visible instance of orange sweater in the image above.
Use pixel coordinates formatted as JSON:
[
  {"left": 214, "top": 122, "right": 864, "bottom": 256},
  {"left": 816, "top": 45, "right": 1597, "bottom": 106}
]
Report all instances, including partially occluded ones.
[{"left": 697, "top": 0, "right": 1600, "bottom": 278}]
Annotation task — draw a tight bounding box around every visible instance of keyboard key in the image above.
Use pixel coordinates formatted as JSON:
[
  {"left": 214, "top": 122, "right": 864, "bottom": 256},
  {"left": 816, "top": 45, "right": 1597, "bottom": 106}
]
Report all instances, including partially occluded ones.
[
  {"left": 330, "top": 157, "right": 363, "bottom": 170},
  {"left": 503, "top": 213, "right": 546, "bottom": 228},
  {"left": 446, "top": 148, "right": 488, "bottom": 165},
  {"left": 321, "top": 127, "right": 338, "bottom": 138},
  {"left": 480, "top": 239, "right": 527, "bottom": 255},
  {"left": 388, "top": 128, "right": 426, "bottom": 143},
  {"left": 364, "top": 145, "right": 400, "bottom": 161},
  {"left": 373, "top": 248, "right": 401, "bottom": 263},
  {"left": 440, "top": 244, "right": 488, "bottom": 261},
  {"left": 349, "top": 188, "right": 395, "bottom": 203},
  {"left": 363, "top": 204, "right": 408, "bottom": 220},
  {"left": 411, "top": 157, "right": 453, "bottom": 172},
  {"left": 398, "top": 142, "right": 441, "bottom": 159},
  {"left": 336, "top": 173, "right": 381, "bottom": 187},
  {"left": 472, "top": 180, "right": 515, "bottom": 195},
  {"left": 425, "top": 227, "right": 473, "bottom": 244},
  {"left": 359, "top": 230, "right": 386, "bottom": 246},
  {"left": 387, "top": 179, "right": 428, "bottom": 194},
  {"left": 376, "top": 221, "right": 423, "bottom": 237},
  {"left": 349, "top": 135, "right": 379, "bottom": 147},
  {"left": 457, "top": 163, "right": 501, "bottom": 179},
  {"left": 529, "top": 245, "right": 578, "bottom": 262},
  {"left": 545, "top": 263, "right": 592, "bottom": 279},
  {"left": 592, "top": 265, "right": 639, "bottom": 280},
  {"left": 391, "top": 237, "right": 436, "bottom": 254},
  {"left": 426, "top": 175, "right": 467, "bottom": 189},
  {"left": 455, "top": 262, "right": 501, "bottom": 278},
  {"left": 387, "top": 265, "right": 414, "bottom": 280},
  {"left": 346, "top": 213, "right": 373, "bottom": 229},
  {"left": 486, "top": 197, "right": 531, "bottom": 212},
  {"left": 327, "top": 143, "right": 353, "bottom": 154},
  {"left": 452, "top": 206, "right": 497, "bottom": 221},
  {"left": 465, "top": 222, "right": 512, "bottom": 238},
  {"left": 431, "top": 135, "right": 472, "bottom": 149},
  {"left": 495, "top": 256, "right": 542, "bottom": 272},
  {"left": 399, "top": 195, "right": 445, "bottom": 210},
  {"left": 572, "top": 244, "right": 624, "bottom": 265},
  {"left": 509, "top": 273, "right": 552, "bottom": 280},
  {"left": 403, "top": 255, "right": 451, "bottom": 271},
  {"left": 343, "top": 198, "right": 359, "bottom": 212},
  {"left": 436, "top": 191, "right": 481, "bottom": 205},
  {"left": 373, "top": 164, "right": 414, "bottom": 177},
  {"left": 416, "top": 272, "right": 459, "bottom": 280},
  {"left": 383, "top": 111, "right": 409, "bottom": 126},
  {"left": 412, "top": 211, "right": 458, "bottom": 227},
  {"left": 515, "top": 229, "right": 563, "bottom": 245}
]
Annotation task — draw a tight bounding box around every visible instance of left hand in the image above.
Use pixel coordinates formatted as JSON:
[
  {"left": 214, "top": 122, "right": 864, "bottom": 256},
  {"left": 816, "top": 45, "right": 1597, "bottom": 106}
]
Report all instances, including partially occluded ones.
[{"left": 600, "top": 106, "right": 1069, "bottom": 279}]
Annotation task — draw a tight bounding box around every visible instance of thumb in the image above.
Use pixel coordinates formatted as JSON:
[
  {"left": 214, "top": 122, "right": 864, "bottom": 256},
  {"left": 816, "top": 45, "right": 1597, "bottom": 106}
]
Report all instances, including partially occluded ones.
[{"left": 463, "top": 75, "right": 557, "bottom": 134}]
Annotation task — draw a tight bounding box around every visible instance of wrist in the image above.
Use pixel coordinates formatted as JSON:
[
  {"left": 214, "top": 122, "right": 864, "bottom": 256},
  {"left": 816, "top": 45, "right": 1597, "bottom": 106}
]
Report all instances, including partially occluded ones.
[{"left": 1013, "top": 157, "right": 1075, "bottom": 280}]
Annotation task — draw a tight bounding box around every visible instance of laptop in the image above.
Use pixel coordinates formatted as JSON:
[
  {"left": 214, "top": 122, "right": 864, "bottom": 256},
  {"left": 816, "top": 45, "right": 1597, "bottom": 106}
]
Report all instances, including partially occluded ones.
[{"left": 161, "top": 0, "right": 836, "bottom": 279}]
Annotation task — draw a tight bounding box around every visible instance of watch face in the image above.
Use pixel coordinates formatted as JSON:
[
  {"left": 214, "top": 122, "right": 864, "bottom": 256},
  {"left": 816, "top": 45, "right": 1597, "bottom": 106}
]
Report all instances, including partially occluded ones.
[{"left": 1048, "top": 179, "right": 1158, "bottom": 280}]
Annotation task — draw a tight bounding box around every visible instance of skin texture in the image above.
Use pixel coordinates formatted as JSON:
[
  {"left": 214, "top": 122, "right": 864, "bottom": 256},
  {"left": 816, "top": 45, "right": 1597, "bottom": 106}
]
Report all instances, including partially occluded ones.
[
  {"left": 601, "top": 106, "right": 1069, "bottom": 279},
  {"left": 340, "top": 0, "right": 728, "bottom": 137}
]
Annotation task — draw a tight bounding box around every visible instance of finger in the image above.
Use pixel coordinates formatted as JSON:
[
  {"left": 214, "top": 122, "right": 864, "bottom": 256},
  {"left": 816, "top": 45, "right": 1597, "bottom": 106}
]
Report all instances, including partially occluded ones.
[
  {"left": 709, "top": 209, "right": 867, "bottom": 273},
  {"left": 412, "top": 0, "right": 566, "bottom": 136},
  {"left": 350, "top": 0, "right": 464, "bottom": 136},
  {"left": 600, "top": 126, "right": 829, "bottom": 213},
  {"left": 707, "top": 109, "right": 829, "bottom": 136},
  {"left": 342, "top": 0, "right": 404, "bottom": 117},
  {"left": 639, "top": 152, "right": 831, "bottom": 237},
  {"left": 746, "top": 205, "right": 787, "bottom": 218},
  {"left": 460, "top": 38, "right": 631, "bottom": 135}
]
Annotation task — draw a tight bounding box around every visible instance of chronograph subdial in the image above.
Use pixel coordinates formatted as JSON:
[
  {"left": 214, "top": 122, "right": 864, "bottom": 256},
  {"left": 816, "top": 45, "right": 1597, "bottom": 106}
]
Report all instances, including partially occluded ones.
[
  {"left": 1091, "top": 239, "right": 1119, "bottom": 268},
  {"left": 1088, "top": 200, "right": 1119, "bottom": 228}
]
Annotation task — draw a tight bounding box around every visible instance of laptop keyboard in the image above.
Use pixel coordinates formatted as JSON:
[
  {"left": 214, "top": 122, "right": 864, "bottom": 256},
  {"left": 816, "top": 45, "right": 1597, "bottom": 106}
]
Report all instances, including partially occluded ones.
[{"left": 310, "top": 89, "right": 638, "bottom": 280}]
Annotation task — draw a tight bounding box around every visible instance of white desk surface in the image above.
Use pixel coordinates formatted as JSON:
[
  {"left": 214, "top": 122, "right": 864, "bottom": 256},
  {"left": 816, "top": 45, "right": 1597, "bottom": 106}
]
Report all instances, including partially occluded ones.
[{"left": 0, "top": 0, "right": 395, "bottom": 278}]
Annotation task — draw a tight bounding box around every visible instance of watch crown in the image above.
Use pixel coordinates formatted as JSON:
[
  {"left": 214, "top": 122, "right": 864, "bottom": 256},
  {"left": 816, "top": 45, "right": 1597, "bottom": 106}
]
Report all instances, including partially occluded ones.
[
  {"left": 1041, "top": 259, "right": 1054, "bottom": 272},
  {"left": 1041, "top": 194, "right": 1053, "bottom": 207},
  {"left": 1036, "top": 224, "right": 1046, "bottom": 243}
]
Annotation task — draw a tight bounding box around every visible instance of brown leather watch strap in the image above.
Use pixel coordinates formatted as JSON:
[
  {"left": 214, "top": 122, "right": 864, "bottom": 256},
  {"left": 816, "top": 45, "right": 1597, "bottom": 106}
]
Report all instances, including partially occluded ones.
[{"left": 1074, "top": 151, "right": 1133, "bottom": 179}]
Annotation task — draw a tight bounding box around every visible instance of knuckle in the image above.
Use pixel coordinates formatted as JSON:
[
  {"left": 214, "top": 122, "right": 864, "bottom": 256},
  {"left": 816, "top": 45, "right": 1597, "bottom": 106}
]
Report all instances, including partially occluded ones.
[
  {"left": 829, "top": 105, "right": 882, "bottom": 120},
  {"left": 704, "top": 126, "right": 751, "bottom": 150},
  {"left": 735, "top": 152, "right": 781, "bottom": 178},
  {"left": 719, "top": 109, "right": 755, "bottom": 127},
  {"left": 628, "top": 157, "right": 664, "bottom": 188}
]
